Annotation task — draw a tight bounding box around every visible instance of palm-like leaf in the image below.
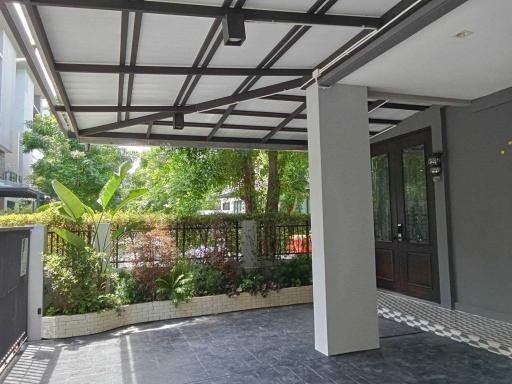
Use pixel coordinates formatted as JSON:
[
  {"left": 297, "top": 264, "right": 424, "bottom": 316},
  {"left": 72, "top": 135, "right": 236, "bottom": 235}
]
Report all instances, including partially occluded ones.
[
  {"left": 51, "top": 180, "right": 88, "bottom": 222},
  {"left": 110, "top": 188, "right": 147, "bottom": 215},
  {"left": 53, "top": 228, "right": 87, "bottom": 249},
  {"left": 97, "top": 161, "right": 132, "bottom": 209}
]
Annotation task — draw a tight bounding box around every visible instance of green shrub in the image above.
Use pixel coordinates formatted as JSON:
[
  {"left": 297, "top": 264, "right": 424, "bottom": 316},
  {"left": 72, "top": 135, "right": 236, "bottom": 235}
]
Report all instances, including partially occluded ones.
[
  {"left": 272, "top": 254, "right": 312, "bottom": 288},
  {"left": 115, "top": 270, "right": 142, "bottom": 305},
  {"left": 192, "top": 266, "right": 226, "bottom": 296},
  {"left": 156, "top": 258, "right": 194, "bottom": 305},
  {"left": 239, "top": 273, "right": 266, "bottom": 295},
  {"left": 44, "top": 248, "right": 120, "bottom": 315}
]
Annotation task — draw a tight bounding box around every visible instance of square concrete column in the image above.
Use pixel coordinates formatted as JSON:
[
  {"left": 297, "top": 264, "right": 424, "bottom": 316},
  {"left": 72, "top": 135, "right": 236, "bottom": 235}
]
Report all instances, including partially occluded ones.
[{"left": 307, "top": 83, "right": 379, "bottom": 356}]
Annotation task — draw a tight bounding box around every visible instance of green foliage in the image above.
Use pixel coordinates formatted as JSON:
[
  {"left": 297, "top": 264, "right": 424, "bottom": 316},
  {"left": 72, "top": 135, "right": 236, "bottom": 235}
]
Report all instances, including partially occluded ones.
[
  {"left": 156, "top": 259, "right": 195, "bottom": 305},
  {"left": 115, "top": 270, "right": 142, "bottom": 305},
  {"left": 192, "top": 266, "right": 226, "bottom": 296},
  {"left": 22, "top": 114, "right": 134, "bottom": 207},
  {"left": 129, "top": 147, "right": 309, "bottom": 216},
  {"left": 239, "top": 272, "right": 266, "bottom": 295},
  {"left": 44, "top": 248, "right": 120, "bottom": 315},
  {"left": 272, "top": 254, "right": 312, "bottom": 288}
]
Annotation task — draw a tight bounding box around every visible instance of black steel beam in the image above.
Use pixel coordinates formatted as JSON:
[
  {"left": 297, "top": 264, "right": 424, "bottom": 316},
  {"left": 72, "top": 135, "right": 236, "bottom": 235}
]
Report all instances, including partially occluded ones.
[
  {"left": 124, "top": 11, "right": 142, "bottom": 120},
  {"left": 83, "top": 131, "right": 308, "bottom": 149},
  {"left": 368, "top": 99, "right": 388, "bottom": 113},
  {"left": 117, "top": 10, "right": 129, "bottom": 122},
  {"left": 263, "top": 94, "right": 306, "bottom": 103},
  {"left": 27, "top": 0, "right": 382, "bottom": 28},
  {"left": 54, "top": 63, "right": 312, "bottom": 77},
  {"left": 262, "top": 102, "right": 307, "bottom": 142},
  {"left": 79, "top": 76, "right": 309, "bottom": 135},
  {"left": 23, "top": 1, "right": 79, "bottom": 134},
  {"left": 369, "top": 118, "right": 401, "bottom": 125},
  {"left": 151, "top": 120, "right": 307, "bottom": 133},
  {"left": 55, "top": 104, "right": 307, "bottom": 119}
]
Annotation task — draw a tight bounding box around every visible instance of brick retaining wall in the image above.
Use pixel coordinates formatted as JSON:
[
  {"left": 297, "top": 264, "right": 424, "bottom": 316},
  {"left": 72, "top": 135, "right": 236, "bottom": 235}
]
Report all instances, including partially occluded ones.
[{"left": 42, "top": 286, "right": 313, "bottom": 339}]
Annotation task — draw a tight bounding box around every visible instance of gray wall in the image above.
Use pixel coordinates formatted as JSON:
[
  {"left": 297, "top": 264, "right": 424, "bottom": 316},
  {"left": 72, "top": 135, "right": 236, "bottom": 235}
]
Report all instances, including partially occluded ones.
[{"left": 444, "top": 89, "right": 512, "bottom": 322}]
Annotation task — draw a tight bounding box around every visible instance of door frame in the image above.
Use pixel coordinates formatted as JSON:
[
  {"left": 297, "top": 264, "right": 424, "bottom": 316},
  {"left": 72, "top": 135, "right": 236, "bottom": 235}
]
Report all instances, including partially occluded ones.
[{"left": 371, "top": 127, "right": 440, "bottom": 303}]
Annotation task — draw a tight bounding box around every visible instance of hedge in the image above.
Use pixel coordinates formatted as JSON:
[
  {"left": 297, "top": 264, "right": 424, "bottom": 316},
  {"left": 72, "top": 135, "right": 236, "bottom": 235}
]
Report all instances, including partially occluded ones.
[{"left": 0, "top": 209, "right": 310, "bottom": 228}]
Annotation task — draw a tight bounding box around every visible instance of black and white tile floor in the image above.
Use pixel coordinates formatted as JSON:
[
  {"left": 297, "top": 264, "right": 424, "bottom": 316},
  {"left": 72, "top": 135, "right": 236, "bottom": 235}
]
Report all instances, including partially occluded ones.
[{"left": 377, "top": 290, "right": 512, "bottom": 358}]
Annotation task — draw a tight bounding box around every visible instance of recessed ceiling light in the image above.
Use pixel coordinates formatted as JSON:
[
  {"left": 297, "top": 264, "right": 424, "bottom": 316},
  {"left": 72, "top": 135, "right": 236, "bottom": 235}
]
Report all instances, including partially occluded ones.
[{"left": 454, "top": 30, "right": 474, "bottom": 39}]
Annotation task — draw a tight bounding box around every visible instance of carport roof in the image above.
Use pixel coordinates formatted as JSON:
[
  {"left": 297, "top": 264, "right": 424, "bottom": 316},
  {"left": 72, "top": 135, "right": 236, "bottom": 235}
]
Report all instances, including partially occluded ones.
[{"left": 0, "top": 0, "right": 477, "bottom": 149}]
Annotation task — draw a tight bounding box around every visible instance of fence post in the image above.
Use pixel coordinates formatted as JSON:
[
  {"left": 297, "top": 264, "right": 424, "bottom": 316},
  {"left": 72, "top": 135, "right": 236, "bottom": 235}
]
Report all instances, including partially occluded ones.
[
  {"left": 240, "top": 220, "right": 258, "bottom": 270},
  {"left": 27, "top": 224, "right": 46, "bottom": 341},
  {"left": 94, "top": 223, "right": 112, "bottom": 254}
]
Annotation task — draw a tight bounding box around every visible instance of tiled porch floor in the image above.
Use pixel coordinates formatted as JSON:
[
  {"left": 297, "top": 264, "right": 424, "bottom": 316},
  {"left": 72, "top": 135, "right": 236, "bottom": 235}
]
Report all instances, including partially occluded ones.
[{"left": 2, "top": 304, "right": 512, "bottom": 384}]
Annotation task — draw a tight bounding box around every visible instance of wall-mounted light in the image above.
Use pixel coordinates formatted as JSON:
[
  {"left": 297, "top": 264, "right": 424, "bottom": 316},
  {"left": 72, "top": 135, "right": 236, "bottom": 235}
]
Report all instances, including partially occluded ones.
[
  {"left": 173, "top": 112, "right": 184, "bottom": 130},
  {"left": 427, "top": 153, "right": 442, "bottom": 182},
  {"left": 222, "top": 12, "right": 246, "bottom": 46}
]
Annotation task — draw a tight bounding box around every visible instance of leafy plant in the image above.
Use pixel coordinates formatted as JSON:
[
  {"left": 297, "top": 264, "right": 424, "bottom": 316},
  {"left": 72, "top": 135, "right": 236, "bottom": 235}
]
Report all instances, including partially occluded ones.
[
  {"left": 115, "top": 270, "right": 142, "bottom": 305},
  {"left": 239, "top": 272, "right": 265, "bottom": 295},
  {"left": 272, "top": 254, "right": 312, "bottom": 288},
  {"left": 50, "top": 160, "right": 147, "bottom": 269},
  {"left": 44, "top": 247, "right": 120, "bottom": 315},
  {"left": 128, "top": 229, "right": 175, "bottom": 301},
  {"left": 156, "top": 259, "right": 194, "bottom": 305},
  {"left": 192, "top": 266, "right": 226, "bottom": 296}
]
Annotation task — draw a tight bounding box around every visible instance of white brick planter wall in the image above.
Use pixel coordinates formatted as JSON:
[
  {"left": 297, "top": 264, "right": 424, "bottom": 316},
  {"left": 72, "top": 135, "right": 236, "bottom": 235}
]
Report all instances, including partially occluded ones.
[{"left": 42, "top": 286, "right": 313, "bottom": 339}]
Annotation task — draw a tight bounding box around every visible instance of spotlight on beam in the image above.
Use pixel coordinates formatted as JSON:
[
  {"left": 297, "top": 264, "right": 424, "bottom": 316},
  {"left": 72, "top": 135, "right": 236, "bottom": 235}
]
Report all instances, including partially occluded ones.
[
  {"left": 222, "top": 12, "right": 246, "bottom": 46},
  {"left": 173, "top": 112, "right": 184, "bottom": 130}
]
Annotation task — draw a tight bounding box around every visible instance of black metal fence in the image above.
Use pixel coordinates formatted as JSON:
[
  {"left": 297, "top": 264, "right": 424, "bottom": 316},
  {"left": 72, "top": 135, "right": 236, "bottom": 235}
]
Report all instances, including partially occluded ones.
[
  {"left": 47, "top": 219, "right": 311, "bottom": 268},
  {"left": 257, "top": 222, "right": 311, "bottom": 261}
]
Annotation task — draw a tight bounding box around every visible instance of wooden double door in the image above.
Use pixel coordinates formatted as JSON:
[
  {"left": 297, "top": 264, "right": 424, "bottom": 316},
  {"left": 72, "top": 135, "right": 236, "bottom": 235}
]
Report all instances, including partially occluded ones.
[{"left": 370, "top": 129, "right": 440, "bottom": 303}]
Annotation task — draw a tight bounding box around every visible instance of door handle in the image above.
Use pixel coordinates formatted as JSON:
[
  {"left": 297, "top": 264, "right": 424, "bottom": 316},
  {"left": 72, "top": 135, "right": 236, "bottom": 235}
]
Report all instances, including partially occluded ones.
[{"left": 396, "top": 224, "right": 404, "bottom": 242}]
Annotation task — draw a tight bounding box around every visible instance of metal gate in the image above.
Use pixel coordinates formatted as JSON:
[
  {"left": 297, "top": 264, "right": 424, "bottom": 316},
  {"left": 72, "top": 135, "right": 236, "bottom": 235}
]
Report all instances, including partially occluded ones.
[{"left": 0, "top": 228, "right": 30, "bottom": 372}]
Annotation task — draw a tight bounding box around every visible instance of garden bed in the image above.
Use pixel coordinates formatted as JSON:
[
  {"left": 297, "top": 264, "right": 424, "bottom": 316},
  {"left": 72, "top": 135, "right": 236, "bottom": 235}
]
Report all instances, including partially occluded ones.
[{"left": 42, "top": 285, "right": 313, "bottom": 339}]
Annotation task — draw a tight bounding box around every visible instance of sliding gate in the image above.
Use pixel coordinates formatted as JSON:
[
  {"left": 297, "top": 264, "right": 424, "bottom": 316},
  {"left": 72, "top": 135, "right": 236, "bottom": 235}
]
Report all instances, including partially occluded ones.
[{"left": 0, "top": 228, "right": 30, "bottom": 372}]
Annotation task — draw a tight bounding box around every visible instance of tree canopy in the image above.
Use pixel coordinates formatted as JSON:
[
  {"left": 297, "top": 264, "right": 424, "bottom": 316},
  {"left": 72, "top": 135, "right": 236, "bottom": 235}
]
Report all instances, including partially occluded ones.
[{"left": 22, "top": 114, "right": 134, "bottom": 207}]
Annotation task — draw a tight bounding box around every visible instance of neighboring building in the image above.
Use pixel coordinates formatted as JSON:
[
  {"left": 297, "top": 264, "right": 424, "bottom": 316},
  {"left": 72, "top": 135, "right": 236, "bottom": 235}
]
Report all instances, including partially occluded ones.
[
  {"left": 198, "top": 189, "right": 245, "bottom": 215},
  {"left": 0, "top": 26, "right": 45, "bottom": 212}
]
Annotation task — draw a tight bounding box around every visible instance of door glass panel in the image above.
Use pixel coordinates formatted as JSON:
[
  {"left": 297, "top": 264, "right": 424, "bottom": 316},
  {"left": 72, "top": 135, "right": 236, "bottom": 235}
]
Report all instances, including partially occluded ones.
[
  {"left": 371, "top": 154, "right": 392, "bottom": 241},
  {"left": 402, "top": 145, "right": 429, "bottom": 243}
]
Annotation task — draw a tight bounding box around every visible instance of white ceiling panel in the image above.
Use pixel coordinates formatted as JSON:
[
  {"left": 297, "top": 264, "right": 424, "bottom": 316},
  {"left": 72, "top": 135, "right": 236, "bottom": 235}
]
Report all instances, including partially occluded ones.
[
  {"left": 225, "top": 115, "right": 282, "bottom": 127},
  {"left": 75, "top": 113, "right": 117, "bottom": 130},
  {"left": 186, "top": 113, "right": 223, "bottom": 125},
  {"left": 327, "top": 0, "right": 401, "bottom": 17},
  {"left": 341, "top": 0, "right": 512, "bottom": 100},
  {"left": 137, "top": 14, "right": 214, "bottom": 66},
  {"left": 285, "top": 119, "right": 308, "bottom": 129},
  {"left": 209, "top": 23, "right": 291, "bottom": 67},
  {"left": 275, "top": 26, "right": 362, "bottom": 68},
  {"left": 112, "top": 125, "right": 149, "bottom": 134},
  {"left": 214, "top": 129, "right": 267, "bottom": 139},
  {"left": 236, "top": 98, "right": 300, "bottom": 114},
  {"left": 131, "top": 75, "right": 187, "bottom": 105},
  {"left": 61, "top": 73, "right": 118, "bottom": 105},
  {"left": 272, "top": 131, "right": 308, "bottom": 141},
  {"left": 370, "top": 108, "right": 418, "bottom": 120},
  {"left": 39, "top": 7, "right": 121, "bottom": 64},
  {"left": 187, "top": 76, "right": 245, "bottom": 104},
  {"left": 370, "top": 124, "right": 392, "bottom": 132},
  {"left": 151, "top": 126, "right": 211, "bottom": 136},
  {"left": 245, "top": 0, "right": 312, "bottom": 12}
]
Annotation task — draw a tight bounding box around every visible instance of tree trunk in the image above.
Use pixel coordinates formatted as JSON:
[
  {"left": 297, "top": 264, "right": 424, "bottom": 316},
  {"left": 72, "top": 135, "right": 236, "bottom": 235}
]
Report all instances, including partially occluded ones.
[
  {"left": 265, "top": 151, "right": 280, "bottom": 214},
  {"left": 240, "top": 151, "right": 257, "bottom": 214}
]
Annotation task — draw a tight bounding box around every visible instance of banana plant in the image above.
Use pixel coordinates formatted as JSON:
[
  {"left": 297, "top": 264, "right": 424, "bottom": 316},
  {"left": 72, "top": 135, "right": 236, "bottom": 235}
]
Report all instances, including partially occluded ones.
[{"left": 51, "top": 160, "right": 147, "bottom": 267}]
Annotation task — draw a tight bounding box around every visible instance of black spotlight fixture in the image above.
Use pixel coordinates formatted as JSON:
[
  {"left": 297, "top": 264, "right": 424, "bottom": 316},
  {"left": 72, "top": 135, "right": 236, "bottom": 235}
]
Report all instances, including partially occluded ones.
[
  {"left": 173, "top": 112, "right": 184, "bottom": 130},
  {"left": 222, "top": 12, "right": 246, "bottom": 46}
]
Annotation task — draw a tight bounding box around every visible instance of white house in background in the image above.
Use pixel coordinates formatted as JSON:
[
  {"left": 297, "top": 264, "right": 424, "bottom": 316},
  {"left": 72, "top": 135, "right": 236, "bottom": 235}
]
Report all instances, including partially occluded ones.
[
  {"left": 0, "top": 25, "right": 45, "bottom": 212},
  {"left": 198, "top": 189, "right": 245, "bottom": 215}
]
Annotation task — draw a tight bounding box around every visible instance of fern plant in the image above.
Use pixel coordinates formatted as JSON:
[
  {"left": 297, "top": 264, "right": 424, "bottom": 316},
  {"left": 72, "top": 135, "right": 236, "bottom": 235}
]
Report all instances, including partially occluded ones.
[{"left": 156, "top": 260, "right": 194, "bottom": 305}]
